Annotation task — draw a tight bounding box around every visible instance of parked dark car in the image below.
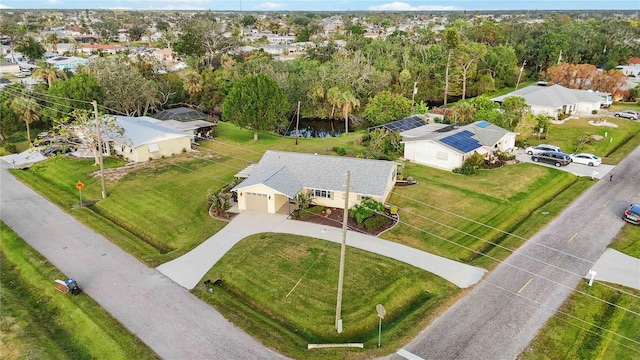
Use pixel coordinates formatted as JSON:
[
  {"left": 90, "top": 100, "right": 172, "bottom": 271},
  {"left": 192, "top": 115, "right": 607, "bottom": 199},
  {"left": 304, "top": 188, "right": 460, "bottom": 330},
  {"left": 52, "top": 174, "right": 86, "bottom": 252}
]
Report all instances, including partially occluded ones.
[
  {"left": 531, "top": 151, "right": 571, "bottom": 167},
  {"left": 40, "top": 144, "right": 76, "bottom": 157},
  {"left": 622, "top": 204, "right": 640, "bottom": 225}
]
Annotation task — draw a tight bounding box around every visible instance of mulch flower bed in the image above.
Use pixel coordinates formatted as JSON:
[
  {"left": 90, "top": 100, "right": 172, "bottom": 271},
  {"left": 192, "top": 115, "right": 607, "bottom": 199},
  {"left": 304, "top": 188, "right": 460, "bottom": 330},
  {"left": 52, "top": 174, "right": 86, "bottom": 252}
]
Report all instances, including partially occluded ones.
[{"left": 292, "top": 206, "right": 397, "bottom": 236}]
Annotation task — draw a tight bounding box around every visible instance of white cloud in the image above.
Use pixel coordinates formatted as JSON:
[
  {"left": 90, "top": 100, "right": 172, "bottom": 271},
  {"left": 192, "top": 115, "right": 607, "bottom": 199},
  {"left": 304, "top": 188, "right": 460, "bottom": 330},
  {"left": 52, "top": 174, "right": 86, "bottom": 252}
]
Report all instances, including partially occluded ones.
[
  {"left": 256, "top": 2, "right": 285, "bottom": 9},
  {"left": 368, "top": 2, "right": 458, "bottom": 11},
  {"left": 0, "top": 4, "right": 13, "bottom": 8},
  {"left": 47, "top": 0, "right": 62, "bottom": 3}
]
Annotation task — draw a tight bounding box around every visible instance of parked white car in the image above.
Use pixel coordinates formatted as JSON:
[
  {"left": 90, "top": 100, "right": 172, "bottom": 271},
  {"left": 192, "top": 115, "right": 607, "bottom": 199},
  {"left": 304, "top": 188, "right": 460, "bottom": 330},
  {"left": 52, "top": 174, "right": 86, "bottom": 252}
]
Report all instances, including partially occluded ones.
[
  {"left": 570, "top": 153, "right": 601, "bottom": 167},
  {"left": 524, "top": 144, "right": 562, "bottom": 155}
]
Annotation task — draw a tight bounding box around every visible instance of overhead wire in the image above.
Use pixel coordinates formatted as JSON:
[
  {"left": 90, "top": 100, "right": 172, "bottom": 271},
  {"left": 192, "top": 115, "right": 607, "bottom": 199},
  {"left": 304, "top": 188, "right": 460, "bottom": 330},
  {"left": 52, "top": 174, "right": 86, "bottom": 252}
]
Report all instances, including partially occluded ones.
[
  {"left": 12, "top": 82, "right": 639, "bottom": 345},
  {"left": 151, "top": 146, "right": 640, "bottom": 350}
]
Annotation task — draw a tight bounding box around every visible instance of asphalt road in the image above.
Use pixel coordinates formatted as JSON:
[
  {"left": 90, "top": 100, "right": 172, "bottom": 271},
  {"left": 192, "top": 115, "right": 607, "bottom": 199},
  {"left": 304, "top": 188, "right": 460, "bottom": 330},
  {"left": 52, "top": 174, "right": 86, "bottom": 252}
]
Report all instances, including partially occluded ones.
[
  {"left": 0, "top": 161, "right": 286, "bottom": 360},
  {"left": 393, "top": 145, "right": 640, "bottom": 360}
]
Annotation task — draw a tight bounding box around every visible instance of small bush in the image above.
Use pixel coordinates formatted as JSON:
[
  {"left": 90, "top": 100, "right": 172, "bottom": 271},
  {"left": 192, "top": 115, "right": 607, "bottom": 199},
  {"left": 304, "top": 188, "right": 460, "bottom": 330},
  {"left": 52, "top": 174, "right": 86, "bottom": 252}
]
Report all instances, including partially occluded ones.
[
  {"left": 364, "top": 215, "right": 388, "bottom": 231},
  {"left": 389, "top": 205, "right": 398, "bottom": 215},
  {"left": 591, "top": 110, "right": 598, "bottom": 115},
  {"left": 4, "top": 144, "right": 17, "bottom": 154},
  {"left": 452, "top": 165, "right": 478, "bottom": 175},
  {"left": 332, "top": 146, "right": 346, "bottom": 156}
]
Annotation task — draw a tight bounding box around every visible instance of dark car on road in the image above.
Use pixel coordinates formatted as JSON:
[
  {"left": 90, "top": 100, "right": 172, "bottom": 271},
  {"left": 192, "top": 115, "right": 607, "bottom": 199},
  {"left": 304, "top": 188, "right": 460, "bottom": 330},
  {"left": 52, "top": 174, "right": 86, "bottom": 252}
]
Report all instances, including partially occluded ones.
[
  {"left": 622, "top": 204, "right": 640, "bottom": 225},
  {"left": 531, "top": 151, "right": 571, "bottom": 167}
]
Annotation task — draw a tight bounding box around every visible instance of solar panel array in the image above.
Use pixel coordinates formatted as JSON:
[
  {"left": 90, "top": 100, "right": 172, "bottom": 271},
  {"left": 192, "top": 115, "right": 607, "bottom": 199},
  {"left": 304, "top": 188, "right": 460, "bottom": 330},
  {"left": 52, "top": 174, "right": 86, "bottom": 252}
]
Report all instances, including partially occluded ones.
[
  {"left": 476, "top": 120, "right": 490, "bottom": 128},
  {"left": 440, "top": 130, "right": 482, "bottom": 153},
  {"left": 381, "top": 116, "right": 427, "bottom": 132}
]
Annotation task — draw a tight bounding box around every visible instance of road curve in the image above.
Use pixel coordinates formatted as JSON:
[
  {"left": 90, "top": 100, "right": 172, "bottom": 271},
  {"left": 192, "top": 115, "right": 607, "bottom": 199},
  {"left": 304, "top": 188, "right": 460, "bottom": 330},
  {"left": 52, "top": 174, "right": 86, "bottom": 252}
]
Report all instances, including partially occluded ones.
[
  {"left": 392, "top": 145, "right": 640, "bottom": 360},
  {"left": 0, "top": 161, "right": 286, "bottom": 360}
]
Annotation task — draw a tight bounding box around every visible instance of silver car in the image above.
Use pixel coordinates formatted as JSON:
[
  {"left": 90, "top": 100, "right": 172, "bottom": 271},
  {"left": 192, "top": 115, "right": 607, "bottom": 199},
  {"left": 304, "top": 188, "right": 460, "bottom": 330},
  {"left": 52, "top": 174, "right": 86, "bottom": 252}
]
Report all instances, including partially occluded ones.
[
  {"left": 614, "top": 110, "right": 639, "bottom": 120},
  {"left": 524, "top": 144, "right": 562, "bottom": 155}
]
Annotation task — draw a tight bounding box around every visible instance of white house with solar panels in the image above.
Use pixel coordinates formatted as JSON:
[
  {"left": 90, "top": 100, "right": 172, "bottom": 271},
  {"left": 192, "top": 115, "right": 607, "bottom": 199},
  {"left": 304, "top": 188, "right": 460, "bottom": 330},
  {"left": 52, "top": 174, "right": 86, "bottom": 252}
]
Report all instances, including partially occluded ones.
[
  {"left": 232, "top": 150, "right": 397, "bottom": 214},
  {"left": 400, "top": 121, "right": 516, "bottom": 171}
]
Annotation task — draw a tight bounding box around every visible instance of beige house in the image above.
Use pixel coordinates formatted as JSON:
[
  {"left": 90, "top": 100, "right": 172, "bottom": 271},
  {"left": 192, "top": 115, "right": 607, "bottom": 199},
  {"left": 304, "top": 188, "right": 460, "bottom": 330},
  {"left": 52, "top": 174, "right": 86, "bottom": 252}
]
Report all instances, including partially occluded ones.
[
  {"left": 108, "top": 116, "right": 192, "bottom": 162},
  {"left": 232, "top": 151, "right": 398, "bottom": 214}
]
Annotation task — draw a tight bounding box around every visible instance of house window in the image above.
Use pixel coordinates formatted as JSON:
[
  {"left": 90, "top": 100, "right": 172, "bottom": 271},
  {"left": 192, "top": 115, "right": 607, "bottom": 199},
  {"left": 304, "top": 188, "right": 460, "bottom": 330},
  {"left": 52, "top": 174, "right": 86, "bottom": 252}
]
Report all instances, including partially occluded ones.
[
  {"left": 148, "top": 143, "right": 160, "bottom": 153},
  {"left": 311, "top": 189, "right": 332, "bottom": 199},
  {"left": 437, "top": 151, "right": 449, "bottom": 160}
]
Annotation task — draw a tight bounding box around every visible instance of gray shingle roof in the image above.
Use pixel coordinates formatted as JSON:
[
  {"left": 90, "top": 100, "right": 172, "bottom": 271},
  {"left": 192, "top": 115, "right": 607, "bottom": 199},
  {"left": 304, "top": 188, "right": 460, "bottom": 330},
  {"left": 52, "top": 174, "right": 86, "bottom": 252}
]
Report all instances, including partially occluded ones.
[
  {"left": 232, "top": 150, "right": 396, "bottom": 197},
  {"left": 491, "top": 84, "right": 602, "bottom": 107}
]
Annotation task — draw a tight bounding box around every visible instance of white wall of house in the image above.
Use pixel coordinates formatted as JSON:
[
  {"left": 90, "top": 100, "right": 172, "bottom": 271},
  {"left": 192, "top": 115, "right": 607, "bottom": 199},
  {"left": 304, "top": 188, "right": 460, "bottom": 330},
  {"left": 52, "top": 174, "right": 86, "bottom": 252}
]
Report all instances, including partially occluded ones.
[
  {"left": 497, "top": 133, "right": 516, "bottom": 151},
  {"left": 404, "top": 140, "right": 466, "bottom": 171},
  {"left": 114, "top": 136, "right": 190, "bottom": 162}
]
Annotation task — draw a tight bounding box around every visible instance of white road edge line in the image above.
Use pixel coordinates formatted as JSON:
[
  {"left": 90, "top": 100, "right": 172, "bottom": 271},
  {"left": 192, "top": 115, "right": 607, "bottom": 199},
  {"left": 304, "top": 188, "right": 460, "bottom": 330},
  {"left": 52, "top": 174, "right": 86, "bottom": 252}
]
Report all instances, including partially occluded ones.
[{"left": 397, "top": 348, "right": 425, "bottom": 360}]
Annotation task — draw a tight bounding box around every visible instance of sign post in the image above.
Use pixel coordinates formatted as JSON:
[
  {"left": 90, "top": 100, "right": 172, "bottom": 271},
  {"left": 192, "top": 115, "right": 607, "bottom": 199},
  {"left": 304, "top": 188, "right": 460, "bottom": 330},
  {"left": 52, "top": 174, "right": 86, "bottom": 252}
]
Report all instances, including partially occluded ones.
[
  {"left": 376, "top": 304, "right": 386, "bottom": 347},
  {"left": 76, "top": 181, "right": 85, "bottom": 207}
]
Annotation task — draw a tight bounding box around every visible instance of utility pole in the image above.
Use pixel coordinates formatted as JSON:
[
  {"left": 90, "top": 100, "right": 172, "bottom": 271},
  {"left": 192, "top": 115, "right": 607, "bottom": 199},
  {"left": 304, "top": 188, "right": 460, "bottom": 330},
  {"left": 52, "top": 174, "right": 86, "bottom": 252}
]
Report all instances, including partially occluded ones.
[
  {"left": 92, "top": 101, "right": 107, "bottom": 199},
  {"left": 295, "top": 101, "right": 300, "bottom": 145},
  {"left": 335, "top": 170, "right": 350, "bottom": 333},
  {"left": 515, "top": 60, "right": 526, "bottom": 90}
]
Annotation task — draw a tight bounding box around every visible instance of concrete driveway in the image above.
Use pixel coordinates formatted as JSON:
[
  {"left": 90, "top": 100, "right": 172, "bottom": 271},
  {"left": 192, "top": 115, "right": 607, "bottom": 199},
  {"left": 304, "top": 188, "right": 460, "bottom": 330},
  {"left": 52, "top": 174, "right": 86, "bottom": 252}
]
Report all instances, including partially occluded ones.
[
  {"left": 157, "top": 211, "right": 487, "bottom": 290},
  {"left": 515, "top": 149, "right": 615, "bottom": 179}
]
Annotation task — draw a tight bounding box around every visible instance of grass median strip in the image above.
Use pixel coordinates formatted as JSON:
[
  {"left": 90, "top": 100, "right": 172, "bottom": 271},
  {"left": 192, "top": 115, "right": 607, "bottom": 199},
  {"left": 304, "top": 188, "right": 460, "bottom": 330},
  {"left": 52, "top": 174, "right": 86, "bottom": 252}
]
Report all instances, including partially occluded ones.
[{"left": 0, "top": 222, "right": 159, "bottom": 360}]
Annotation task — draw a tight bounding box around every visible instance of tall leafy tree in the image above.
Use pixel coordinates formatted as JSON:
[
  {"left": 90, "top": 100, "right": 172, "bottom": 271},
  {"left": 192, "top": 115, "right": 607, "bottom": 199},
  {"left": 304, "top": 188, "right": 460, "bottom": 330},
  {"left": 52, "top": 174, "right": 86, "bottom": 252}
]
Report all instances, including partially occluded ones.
[
  {"left": 443, "top": 28, "right": 460, "bottom": 113},
  {"left": 43, "top": 73, "right": 103, "bottom": 124},
  {"left": 363, "top": 91, "right": 412, "bottom": 125},
  {"left": 221, "top": 74, "right": 290, "bottom": 141},
  {"left": 88, "top": 58, "right": 159, "bottom": 116},
  {"left": 16, "top": 36, "right": 45, "bottom": 60}
]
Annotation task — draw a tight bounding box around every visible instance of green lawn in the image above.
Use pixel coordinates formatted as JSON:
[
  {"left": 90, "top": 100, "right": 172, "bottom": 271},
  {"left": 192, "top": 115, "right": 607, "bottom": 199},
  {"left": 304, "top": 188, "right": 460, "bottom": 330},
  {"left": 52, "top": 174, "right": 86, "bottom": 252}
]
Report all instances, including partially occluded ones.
[
  {"left": 521, "top": 117, "right": 640, "bottom": 165},
  {"left": 382, "top": 162, "right": 592, "bottom": 269},
  {"left": 519, "top": 282, "right": 640, "bottom": 360},
  {"left": 0, "top": 222, "right": 159, "bottom": 360},
  {"left": 192, "top": 233, "right": 458, "bottom": 360},
  {"left": 609, "top": 224, "right": 640, "bottom": 259}
]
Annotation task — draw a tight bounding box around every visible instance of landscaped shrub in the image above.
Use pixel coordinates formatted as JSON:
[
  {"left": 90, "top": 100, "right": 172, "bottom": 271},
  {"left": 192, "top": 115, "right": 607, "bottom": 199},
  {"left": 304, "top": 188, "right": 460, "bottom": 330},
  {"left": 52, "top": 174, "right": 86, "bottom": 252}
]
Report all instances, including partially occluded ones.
[
  {"left": 332, "top": 146, "right": 346, "bottom": 156},
  {"left": 349, "top": 198, "right": 384, "bottom": 224},
  {"left": 4, "top": 144, "right": 17, "bottom": 154},
  {"left": 452, "top": 164, "right": 478, "bottom": 175},
  {"left": 364, "top": 215, "right": 388, "bottom": 231}
]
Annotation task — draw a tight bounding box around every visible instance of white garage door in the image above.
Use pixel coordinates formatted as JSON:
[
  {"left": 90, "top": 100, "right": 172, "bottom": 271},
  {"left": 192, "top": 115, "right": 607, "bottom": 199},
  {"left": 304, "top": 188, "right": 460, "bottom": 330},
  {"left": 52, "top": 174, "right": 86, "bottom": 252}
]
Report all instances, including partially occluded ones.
[{"left": 245, "top": 192, "right": 268, "bottom": 212}]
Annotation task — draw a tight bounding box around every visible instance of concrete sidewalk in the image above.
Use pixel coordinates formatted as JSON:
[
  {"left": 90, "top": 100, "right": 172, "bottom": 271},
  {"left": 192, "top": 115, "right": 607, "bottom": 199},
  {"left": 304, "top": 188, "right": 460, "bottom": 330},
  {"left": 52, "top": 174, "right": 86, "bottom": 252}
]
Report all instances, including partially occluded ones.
[
  {"left": 587, "top": 248, "right": 640, "bottom": 290},
  {"left": 157, "top": 211, "right": 488, "bottom": 290}
]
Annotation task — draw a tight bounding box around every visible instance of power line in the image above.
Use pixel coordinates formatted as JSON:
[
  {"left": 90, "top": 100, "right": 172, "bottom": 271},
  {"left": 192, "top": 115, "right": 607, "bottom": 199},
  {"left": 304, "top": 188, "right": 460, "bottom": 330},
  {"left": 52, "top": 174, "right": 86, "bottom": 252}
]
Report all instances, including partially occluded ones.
[
  {"left": 480, "top": 279, "right": 640, "bottom": 352},
  {"left": 390, "top": 203, "right": 640, "bottom": 301},
  {"left": 167, "top": 150, "right": 640, "bottom": 350},
  {"left": 392, "top": 191, "right": 600, "bottom": 268},
  {"left": 191, "top": 143, "right": 640, "bottom": 314}
]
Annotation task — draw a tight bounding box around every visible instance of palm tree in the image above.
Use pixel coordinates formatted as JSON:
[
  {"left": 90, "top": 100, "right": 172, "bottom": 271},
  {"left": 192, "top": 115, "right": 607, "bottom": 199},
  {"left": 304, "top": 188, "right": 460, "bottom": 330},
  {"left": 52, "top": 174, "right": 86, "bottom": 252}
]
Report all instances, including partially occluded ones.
[
  {"left": 183, "top": 72, "right": 203, "bottom": 95},
  {"left": 33, "top": 61, "right": 64, "bottom": 88},
  {"left": 10, "top": 96, "right": 41, "bottom": 143},
  {"left": 45, "top": 33, "right": 59, "bottom": 52},
  {"left": 336, "top": 90, "right": 359, "bottom": 134}
]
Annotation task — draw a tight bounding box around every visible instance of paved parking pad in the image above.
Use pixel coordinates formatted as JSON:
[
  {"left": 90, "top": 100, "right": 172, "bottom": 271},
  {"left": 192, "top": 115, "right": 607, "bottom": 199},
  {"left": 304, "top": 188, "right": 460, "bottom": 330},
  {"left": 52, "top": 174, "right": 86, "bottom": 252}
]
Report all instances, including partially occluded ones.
[{"left": 516, "top": 150, "right": 614, "bottom": 179}]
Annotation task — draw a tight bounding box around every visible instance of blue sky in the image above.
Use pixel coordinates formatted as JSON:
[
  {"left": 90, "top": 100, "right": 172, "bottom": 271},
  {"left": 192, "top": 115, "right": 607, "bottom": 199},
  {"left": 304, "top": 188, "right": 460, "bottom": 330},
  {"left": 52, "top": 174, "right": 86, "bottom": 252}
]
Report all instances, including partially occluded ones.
[{"left": 0, "top": 0, "right": 638, "bottom": 11}]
